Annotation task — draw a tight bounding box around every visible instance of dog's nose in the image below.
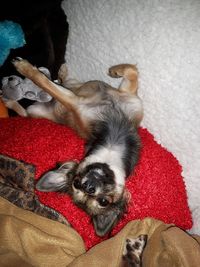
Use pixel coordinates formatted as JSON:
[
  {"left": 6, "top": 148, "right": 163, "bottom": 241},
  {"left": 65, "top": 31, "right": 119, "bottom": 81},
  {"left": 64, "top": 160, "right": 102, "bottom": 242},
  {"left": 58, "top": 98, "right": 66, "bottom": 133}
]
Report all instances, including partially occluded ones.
[
  {"left": 82, "top": 180, "right": 95, "bottom": 194},
  {"left": 8, "top": 77, "right": 13, "bottom": 81}
]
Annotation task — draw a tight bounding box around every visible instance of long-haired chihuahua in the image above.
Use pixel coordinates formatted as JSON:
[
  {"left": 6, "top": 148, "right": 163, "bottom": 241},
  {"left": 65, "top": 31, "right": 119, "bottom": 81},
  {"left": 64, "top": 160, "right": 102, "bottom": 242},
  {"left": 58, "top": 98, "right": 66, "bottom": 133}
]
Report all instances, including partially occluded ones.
[{"left": 12, "top": 58, "right": 143, "bottom": 236}]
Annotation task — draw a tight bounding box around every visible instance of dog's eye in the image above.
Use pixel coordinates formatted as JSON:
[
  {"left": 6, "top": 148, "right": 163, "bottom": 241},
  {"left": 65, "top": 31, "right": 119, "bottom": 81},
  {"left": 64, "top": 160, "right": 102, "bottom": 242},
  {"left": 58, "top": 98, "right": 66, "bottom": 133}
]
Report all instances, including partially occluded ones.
[
  {"left": 73, "top": 179, "right": 81, "bottom": 189},
  {"left": 97, "top": 197, "right": 110, "bottom": 207}
]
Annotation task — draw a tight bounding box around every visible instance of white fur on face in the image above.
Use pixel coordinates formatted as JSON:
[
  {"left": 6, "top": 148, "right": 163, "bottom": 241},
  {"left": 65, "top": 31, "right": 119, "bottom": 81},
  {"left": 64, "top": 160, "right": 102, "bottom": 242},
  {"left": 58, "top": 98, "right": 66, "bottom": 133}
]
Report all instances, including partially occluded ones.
[
  {"left": 79, "top": 144, "right": 126, "bottom": 195},
  {"left": 72, "top": 187, "right": 87, "bottom": 203}
]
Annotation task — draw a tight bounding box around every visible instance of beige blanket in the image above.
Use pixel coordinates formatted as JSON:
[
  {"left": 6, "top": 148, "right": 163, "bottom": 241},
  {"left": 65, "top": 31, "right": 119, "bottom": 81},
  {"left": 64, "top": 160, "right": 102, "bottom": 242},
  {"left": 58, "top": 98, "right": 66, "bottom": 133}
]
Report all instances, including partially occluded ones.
[{"left": 0, "top": 196, "right": 199, "bottom": 267}]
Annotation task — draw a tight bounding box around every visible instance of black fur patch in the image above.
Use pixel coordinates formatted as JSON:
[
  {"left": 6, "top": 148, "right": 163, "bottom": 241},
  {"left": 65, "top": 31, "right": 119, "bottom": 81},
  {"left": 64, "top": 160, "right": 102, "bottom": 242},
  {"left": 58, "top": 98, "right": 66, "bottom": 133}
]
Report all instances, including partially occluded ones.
[
  {"left": 85, "top": 104, "right": 140, "bottom": 178},
  {"left": 79, "top": 162, "right": 115, "bottom": 185}
]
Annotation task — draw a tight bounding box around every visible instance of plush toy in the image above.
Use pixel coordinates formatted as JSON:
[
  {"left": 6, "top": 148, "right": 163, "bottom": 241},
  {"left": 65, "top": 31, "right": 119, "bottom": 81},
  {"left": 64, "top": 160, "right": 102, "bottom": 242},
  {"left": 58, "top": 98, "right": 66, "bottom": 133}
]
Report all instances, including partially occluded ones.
[
  {"left": 0, "top": 20, "right": 25, "bottom": 67},
  {"left": 0, "top": 21, "right": 53, "bottom": 115},
  {"left": 0, "top": 67, "right": 53, "bottom": 116},
  {"left": 1, "top": 67, "right": 53, "bottom": 102}
]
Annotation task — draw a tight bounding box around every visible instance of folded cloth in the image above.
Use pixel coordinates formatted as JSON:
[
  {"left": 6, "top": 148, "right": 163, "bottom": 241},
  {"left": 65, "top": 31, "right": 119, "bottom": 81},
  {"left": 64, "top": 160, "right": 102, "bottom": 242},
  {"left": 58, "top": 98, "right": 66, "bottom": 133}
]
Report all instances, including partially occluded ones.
[
  {"left": 0, "top": 197, "right": 85, "bottom": 267},
  {"left": 0, "top": 196, "right": 199, "bottom": 267}
]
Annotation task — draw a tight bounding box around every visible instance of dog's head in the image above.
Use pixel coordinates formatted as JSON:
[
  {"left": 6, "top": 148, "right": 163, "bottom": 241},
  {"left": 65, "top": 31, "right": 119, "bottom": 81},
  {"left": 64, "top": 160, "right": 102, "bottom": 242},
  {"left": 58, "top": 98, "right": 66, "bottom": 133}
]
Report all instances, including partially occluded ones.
[{"left": 36, "top": 161, "right": 128, "bottom": 236}]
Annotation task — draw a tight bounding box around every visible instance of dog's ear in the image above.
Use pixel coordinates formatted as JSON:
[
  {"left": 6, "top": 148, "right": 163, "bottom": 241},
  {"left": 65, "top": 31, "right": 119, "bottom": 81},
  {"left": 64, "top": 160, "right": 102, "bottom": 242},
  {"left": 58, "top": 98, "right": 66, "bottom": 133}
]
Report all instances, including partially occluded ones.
[
  {"left": 92, "top": 208, "right": 122, "bottom": 237},
  {"left": 36, "top": 170, "right": 67, "bottom": 192},
  {"left": 36, "top": 161, "right": 78, "bottom": 192},
  {"left": 93, "top": 191, "right": 129, "bottom": 236}
]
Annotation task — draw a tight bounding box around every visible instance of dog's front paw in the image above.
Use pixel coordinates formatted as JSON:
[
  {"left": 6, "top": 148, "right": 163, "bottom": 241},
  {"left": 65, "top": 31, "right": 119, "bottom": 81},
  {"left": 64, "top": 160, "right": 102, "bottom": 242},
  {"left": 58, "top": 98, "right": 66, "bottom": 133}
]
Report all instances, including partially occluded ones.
[{"left": 12, "top": 57, "right": 37, "bottom": 78}]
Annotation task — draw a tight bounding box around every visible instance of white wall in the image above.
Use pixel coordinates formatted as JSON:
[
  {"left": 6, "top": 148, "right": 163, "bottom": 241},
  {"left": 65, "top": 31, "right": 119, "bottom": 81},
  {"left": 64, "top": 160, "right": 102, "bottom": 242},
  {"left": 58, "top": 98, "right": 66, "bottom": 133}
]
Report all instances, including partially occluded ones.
[{"left": 62, "top": 0, "right": 200, "bottom": 234}]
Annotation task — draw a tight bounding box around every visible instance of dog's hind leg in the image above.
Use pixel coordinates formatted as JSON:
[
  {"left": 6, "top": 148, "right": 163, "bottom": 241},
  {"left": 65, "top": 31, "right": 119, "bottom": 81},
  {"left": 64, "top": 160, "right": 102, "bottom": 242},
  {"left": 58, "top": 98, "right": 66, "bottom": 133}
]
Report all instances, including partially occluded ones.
[
  {"left": 108, "top": 64, "right": 138, "bottom": 95},
  {"left": 58, "top": 64, "right": 83, "bottom": 89}
]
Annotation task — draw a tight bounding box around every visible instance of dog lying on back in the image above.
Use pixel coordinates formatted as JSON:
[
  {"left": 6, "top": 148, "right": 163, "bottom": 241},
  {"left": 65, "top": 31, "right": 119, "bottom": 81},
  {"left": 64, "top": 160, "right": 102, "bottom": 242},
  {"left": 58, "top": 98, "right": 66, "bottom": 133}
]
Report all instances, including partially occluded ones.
[{"left": 12, "top": 58, "right": 143, "bottom": 237}]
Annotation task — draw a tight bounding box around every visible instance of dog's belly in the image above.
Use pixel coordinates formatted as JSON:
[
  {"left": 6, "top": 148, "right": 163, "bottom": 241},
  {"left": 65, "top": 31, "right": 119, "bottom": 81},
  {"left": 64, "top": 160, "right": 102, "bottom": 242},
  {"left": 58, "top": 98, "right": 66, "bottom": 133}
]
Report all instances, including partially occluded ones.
[
  {"left": 78, "top": 104, "right": 105, "bottom": 122},
  {"left": 120, "top": 97, "right": 143, "bottom": 123},
  {"left": 77, "top": 95, "right": 143, "bottom": 125}
]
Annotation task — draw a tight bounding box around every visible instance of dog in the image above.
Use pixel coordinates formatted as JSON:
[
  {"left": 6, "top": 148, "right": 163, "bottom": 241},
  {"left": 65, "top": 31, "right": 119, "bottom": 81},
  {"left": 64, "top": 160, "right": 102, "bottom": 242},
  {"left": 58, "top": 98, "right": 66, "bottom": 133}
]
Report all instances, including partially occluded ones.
[{"left": 12, "top": 57, "right": 143, "bottom": 236}]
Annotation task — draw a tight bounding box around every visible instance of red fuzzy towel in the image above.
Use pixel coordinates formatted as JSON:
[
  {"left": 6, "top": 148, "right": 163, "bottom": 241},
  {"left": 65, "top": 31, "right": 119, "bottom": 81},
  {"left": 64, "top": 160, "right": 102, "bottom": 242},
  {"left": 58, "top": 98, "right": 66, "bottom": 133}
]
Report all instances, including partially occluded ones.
[{"left": 0, "top": 117, "right": 192, "bottom": 249}]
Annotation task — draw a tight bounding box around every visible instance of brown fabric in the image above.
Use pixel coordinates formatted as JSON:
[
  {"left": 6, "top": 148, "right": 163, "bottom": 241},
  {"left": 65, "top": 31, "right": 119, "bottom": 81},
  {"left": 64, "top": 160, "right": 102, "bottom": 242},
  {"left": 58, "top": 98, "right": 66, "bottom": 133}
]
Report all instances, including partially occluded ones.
[
  {"left": 0, "top": 197, "right": 85, "bottom": 267},
  {"left": 143, "top": 225, "right": 200, "bottom": 267},
  {"left": 0, "top": 196, "right": 199, "bottom": 267},
  {"left": 0, "top": 154, "right": 69, "bottom": 225}
]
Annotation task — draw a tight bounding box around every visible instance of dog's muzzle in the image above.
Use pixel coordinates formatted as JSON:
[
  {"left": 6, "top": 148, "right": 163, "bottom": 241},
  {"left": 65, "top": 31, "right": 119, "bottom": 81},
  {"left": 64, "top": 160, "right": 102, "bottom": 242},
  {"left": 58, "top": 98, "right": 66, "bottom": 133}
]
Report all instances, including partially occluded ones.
[{"left": 73, "top": 177, "right": 101, "bottom": 195}]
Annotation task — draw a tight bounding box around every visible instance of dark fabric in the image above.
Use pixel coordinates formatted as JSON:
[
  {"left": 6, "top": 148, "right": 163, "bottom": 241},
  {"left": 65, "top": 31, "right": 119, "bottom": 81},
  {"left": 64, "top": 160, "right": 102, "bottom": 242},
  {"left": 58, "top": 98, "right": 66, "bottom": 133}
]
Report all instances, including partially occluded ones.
[
  {"left": 0, "top": 0, "right": 69, "bottom": 84},
  {"left": 0, "top": 154, "right": 69, "bottom": 225}
]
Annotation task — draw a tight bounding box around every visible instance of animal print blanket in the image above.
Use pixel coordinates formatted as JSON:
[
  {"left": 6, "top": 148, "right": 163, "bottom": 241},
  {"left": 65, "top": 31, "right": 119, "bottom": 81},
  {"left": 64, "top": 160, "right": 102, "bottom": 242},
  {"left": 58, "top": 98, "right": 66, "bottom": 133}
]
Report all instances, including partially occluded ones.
[
  {"left": 0, "top": 154, "right": 69, "bottom": 225},
  {"left": 0, "top": 154, "right": 200, "bottom": 267}
]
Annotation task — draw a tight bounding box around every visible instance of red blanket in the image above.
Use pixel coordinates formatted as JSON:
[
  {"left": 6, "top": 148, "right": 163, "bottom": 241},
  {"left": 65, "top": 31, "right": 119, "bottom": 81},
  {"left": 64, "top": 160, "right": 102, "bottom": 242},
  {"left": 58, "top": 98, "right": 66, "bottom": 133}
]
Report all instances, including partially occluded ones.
[{"left": 0, "top": 117, "right": 192, "bottom": 249}]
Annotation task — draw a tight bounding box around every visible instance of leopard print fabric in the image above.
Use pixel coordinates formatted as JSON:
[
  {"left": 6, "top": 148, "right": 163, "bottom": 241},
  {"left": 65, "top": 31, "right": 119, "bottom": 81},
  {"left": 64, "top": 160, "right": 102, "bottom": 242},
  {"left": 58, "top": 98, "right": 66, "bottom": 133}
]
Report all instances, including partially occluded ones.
[
  {"left": 121, "top": 234, "right": 147, "bottom": 267},
  {"left": 0, "top": 154, "right": 69, "bottom": 226}
]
